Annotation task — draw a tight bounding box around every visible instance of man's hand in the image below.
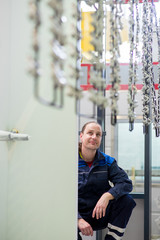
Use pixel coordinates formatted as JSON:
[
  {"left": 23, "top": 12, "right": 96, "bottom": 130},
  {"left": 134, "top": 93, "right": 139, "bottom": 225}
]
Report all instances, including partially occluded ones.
[
  {"left": 92, "top": 192, "right": 114, "bottom": 219},
  {"left": 78, "top": 218, "right": 93, "bottom": 236}
]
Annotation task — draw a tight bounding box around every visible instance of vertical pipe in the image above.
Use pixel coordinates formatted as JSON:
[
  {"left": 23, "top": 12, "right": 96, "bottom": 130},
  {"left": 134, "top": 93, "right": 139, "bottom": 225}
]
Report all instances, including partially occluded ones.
[
  {"left": 144, "top": 124, "right": 151, "bottom": 240},
  {"left": 96, "top": 78, "right": 106, "bottom": 240},
  {"left": 96, "top": 105, "right": 105, "bottom": 240},
  {"left": 96, "top": 1, "right": 106, "bottom": 239},
  {"left": 97, "top": 93, "right": 106, "bottom": 152}
]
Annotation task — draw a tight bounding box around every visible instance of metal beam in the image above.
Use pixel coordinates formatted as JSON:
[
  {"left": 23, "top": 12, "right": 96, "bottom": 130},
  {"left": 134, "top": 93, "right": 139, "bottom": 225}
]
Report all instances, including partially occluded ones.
[
  {"left": 96, "top": 91, "right": 106, "bottom": 240},
  {"left": 144, "top": 124, "right": 152, "bottom": 240}
]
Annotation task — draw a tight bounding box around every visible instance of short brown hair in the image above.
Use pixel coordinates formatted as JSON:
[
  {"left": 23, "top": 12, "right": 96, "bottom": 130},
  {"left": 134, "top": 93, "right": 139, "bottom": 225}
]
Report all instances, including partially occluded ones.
[{"left": 81, "top": 121, "right": 102, "bottom": 133}]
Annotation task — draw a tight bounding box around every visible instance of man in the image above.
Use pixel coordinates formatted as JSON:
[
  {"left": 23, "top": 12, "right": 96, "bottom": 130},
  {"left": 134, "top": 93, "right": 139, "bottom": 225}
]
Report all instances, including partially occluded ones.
[{"left": 78, "top": 121, "right": 136, "bottom": 240}]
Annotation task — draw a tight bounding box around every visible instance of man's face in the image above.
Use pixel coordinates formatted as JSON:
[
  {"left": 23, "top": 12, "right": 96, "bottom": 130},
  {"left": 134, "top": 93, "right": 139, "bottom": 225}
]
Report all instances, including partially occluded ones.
[{"left": 80, "top": 123, "right": 102, "bottom": 151}]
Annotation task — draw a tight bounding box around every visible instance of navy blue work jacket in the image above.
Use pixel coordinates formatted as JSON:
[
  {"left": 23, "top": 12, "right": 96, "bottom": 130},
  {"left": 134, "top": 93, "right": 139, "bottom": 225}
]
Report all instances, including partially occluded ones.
[{"left": 78, "top": 150, "right": 133, "bottom": 218}]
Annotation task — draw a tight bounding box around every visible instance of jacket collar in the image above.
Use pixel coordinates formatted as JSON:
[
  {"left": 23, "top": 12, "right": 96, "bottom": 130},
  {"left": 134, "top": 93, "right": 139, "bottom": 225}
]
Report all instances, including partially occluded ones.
[{"left": 79, "top": 149, "right": 105, "bottom": 162}]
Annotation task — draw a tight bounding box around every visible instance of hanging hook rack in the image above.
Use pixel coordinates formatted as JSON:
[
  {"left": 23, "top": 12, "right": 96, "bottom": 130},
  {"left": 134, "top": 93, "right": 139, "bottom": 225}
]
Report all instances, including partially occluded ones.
[{"left": 28, "top": 0, "right": 66, "bottom": 108}]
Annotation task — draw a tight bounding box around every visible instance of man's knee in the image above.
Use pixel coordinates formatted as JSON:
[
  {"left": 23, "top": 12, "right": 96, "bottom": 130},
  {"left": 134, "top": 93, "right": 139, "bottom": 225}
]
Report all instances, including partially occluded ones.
[
  {"left": 122, "top": 194, "right": 136, "bottom": 209},
  {"left": 111, "top": 194, "right": 136, "bottom": 218}
]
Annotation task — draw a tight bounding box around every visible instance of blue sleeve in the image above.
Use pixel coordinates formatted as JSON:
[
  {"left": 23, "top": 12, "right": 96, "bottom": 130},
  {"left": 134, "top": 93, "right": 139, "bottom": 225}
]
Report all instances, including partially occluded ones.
[
  {"left": 78, "top": 212, "right": 82, "bottom": 219},
  {"left": 108, "top": 160, "right": 133, "bottom": 199}
]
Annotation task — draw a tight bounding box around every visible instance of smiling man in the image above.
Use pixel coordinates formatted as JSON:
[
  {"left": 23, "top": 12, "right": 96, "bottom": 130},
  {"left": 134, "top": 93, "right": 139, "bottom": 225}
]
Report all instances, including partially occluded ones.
[{"left": 78, "top": 121, "right": 136, "bottom": 240}]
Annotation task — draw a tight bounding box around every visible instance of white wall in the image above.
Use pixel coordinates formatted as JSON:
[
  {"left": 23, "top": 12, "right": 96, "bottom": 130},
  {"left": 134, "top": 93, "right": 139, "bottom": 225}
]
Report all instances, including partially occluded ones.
[
  {"left": 0, "top": 0, "right": 77, "bottom": 240},
  {"left": 0, "top": 0, "right": 10, "bottom": 239}
]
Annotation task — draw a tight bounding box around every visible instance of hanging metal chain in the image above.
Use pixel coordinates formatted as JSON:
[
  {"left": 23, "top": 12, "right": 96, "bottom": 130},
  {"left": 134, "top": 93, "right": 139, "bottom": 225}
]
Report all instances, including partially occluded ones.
[
  {"left": 28, "top": 0, "right": 66, "bottom": 108},
  {"left": 28, "top": 0, "right": 41, "bottom": 82},
  {"left": 153, "top": 4, "right": 160, "bottom": 136},
  {"left": 128, "top": 0, "right": 135, "bottom": 130},
  {"left": 67, "top": 0, "right": 83, "bottom": 102},
  {"left": 133, "top": 0, "right": 140, "bottom": 107},
  {"left": 158, "top": 19, "right": 160, "bottom": 136},
  {"left": 147, "top": 1, "right": 160, "bottom": 137},
  {"left": 142, "top": 0, "right": 152, "bottom": 134},
  {"left": 77, "top": 0, "right": 107, "bottom": 119},
  {"left": 67, "top": 0, "right": 98, "bottom": 119},
  {"left": 151, "top": 3, "right": 160, "bottom": 137},
  {"left": 49, "top": 0, "right": 67, "bottom": 106},
  {"left": 128, "top": 0, "right": 139, "bottom": 131},
  {"left": 88, "top": 0, "right": 108, "bottom": 110},
  {"left": 109, "top": 0, "right": 123, "bottom": 125}
]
